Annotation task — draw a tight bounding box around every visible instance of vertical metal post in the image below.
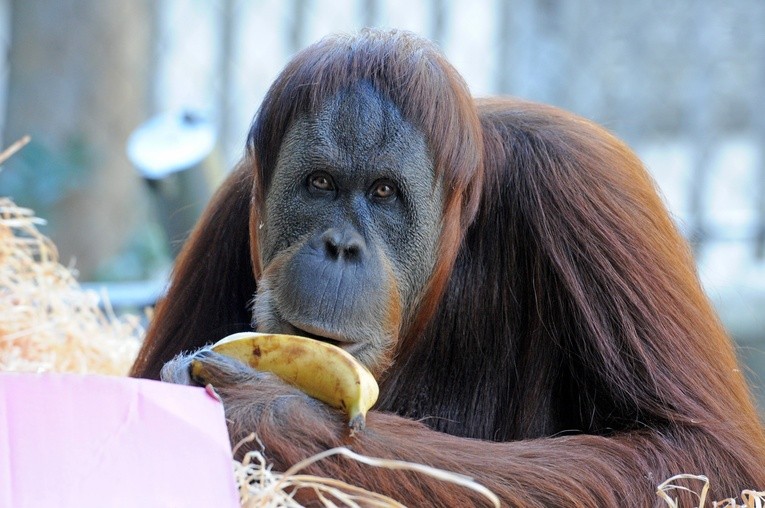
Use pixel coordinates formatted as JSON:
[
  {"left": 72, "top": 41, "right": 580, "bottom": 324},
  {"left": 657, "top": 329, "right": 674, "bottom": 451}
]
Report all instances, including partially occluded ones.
[
  {"left": 753, "top": 3, "right": 765, "bottom": 259},
  {"left": 362, "top": 0, "right": 378, "bottom": 27},
  {"left": 430, "top": 0, "right": 446, "bottom": 45},
  {"left": 496, "top": 0, "right": 513, "bottom": 94},
  {"left": 289, "top": 0, "right": 307, "bottom": 54},
  {"left": 687, "top": 4, "right": 716, "bottom": 256},
  {"left": 218, "top": 0, "right": 235, "bottom": 162}
]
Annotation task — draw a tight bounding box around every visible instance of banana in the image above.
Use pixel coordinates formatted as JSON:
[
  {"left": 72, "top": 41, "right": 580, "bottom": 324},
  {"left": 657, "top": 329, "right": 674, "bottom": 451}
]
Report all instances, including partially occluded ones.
[{"left": 193, "top": 331, "right": 379, "bottom": 432}]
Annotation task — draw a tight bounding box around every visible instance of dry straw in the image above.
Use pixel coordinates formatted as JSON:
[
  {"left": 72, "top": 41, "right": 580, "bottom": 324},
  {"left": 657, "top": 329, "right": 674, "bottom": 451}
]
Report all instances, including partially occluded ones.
[
  {"left": 0, "top": 195, "right": 144, "bottom": 374},
  {"left": 232, "top": 434, "right": 501, "bottom": 508},
  {"left": 658, "top": 474, "right": 765, "bottom": 508}
]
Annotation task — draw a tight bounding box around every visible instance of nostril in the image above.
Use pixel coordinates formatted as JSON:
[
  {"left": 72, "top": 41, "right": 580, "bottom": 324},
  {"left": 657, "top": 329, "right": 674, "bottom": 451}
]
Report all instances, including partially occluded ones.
[
  {"left": 322, "top": 229, "right": 342, "bottom": 260},
  {"left": 340, "top": 230, "right": 366, "bottom": 261},
  {"left": 320, "top": 228, "right": 366, "bottom": 262},
  {"left": 325, "top": 238, "right": 340, "bottom": 259},
  {"left": 346, "top": 245, "right": 358, "bottom": 257}
]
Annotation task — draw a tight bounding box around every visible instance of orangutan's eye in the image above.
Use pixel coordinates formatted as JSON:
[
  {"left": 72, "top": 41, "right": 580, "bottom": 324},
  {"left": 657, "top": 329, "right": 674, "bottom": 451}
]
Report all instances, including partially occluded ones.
[
  {"left": 308, "top": 172, "right": 335, "bottom": 192},
  {"left": 371, "top": 180, "right": 397, "bottom": 201}
]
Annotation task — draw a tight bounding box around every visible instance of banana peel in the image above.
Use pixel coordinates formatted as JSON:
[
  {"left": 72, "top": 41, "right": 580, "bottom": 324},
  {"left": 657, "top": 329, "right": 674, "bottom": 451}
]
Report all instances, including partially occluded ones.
[{"left": 191, "top": 332, "right": 379, "bottom": 432}]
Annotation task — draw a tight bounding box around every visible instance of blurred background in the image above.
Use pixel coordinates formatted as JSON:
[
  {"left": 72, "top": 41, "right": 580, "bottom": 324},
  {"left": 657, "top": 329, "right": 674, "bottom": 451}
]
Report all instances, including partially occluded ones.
[{"left": 0, "top": 0, "right": 762, "bottom": 413}]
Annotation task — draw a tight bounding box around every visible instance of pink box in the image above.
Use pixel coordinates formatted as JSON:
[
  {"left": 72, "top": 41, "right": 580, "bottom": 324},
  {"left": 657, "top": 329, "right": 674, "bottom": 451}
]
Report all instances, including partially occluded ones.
[{"left": 0, "top": 373, "right": 239, "bottom": 508}]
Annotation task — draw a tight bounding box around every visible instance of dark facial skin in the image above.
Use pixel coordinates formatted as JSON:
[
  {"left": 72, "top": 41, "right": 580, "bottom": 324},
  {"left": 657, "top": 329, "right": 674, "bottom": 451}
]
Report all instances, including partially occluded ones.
[{"left": 252, "top": 84, "right": 443, "bottom": 374}]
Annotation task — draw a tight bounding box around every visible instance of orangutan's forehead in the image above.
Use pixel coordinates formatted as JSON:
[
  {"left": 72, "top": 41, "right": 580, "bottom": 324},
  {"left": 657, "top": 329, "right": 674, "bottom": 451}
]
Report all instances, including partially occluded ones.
[
  {"left": 314, "top": 84, "right": 407, "bottom": 155},
  {"left": 273, "top": 85, "right": 431, "bottom": 179}
]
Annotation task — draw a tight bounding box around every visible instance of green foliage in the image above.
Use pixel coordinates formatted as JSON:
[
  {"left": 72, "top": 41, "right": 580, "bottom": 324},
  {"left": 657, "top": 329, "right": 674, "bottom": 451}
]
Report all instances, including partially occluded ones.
[
  {"left": 92, "top": 221, "right": 172, "bottom": 282},
  {"left": 0, "top": 136, "right": 93, "bottom": 217}
]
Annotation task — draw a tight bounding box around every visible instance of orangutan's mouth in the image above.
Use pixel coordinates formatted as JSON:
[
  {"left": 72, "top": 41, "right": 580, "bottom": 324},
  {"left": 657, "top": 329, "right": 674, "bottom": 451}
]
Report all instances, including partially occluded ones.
[{"left": 286, "top": 322, "right": 351, "bottom": 349}]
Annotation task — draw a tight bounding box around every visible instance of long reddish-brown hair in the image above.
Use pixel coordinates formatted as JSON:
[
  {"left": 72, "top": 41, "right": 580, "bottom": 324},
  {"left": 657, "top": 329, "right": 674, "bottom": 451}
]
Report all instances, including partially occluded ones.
[{"left": 377, "top": 98, "right": 765, "bottom": 499}]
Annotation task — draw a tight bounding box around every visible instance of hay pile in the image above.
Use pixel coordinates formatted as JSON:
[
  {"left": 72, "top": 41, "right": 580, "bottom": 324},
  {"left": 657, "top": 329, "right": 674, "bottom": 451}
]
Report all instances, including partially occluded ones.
[
  {"left": 657, "top": 475, "right": 764, "bottom": 508},
  {"left": 232, "top": 435, "right": 500, "bottom": 507},
  {"left": 0, "top": 195, "right": 143, "bottom": 374}
]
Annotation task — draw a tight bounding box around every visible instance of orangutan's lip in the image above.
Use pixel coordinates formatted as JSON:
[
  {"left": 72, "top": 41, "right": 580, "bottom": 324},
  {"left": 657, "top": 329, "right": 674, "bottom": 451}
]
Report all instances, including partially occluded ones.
[{"left": 286, "top": 322, "right": 352, "bottom": 349}]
